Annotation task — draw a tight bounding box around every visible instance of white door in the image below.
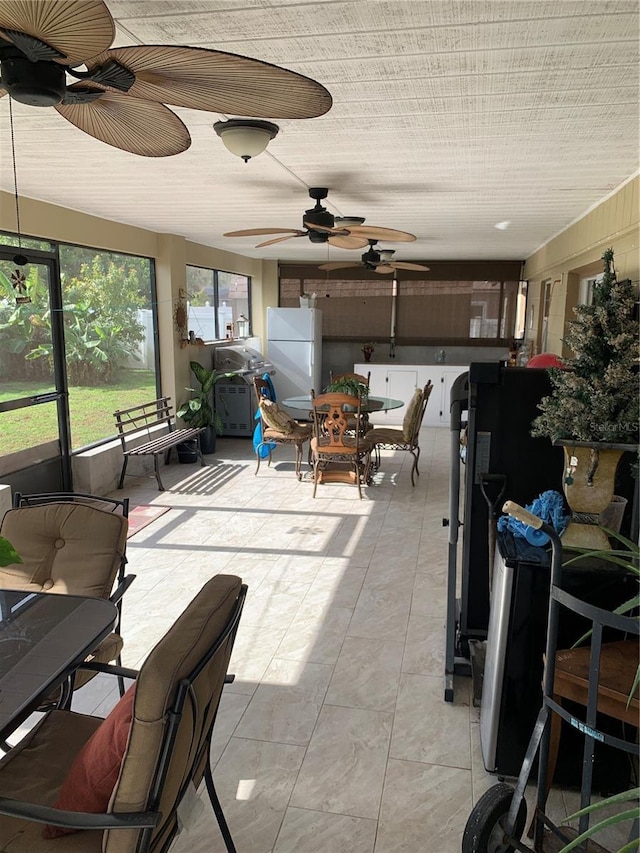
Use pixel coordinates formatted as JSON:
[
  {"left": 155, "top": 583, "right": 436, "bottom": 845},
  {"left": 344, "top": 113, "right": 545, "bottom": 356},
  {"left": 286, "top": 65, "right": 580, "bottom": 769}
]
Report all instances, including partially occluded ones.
[{"left": 380, "top": 369, "right": 419, "bottom": 425}]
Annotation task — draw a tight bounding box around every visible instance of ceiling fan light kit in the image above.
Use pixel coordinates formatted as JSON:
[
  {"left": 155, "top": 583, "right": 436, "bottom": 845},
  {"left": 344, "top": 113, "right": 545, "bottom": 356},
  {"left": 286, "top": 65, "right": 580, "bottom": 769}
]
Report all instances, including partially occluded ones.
[
  {"left": 0, "top": 0, "right": 331, "bottom": 157},
  {"left": 334, "top": 216, "right": 366, "bottom": 228},
  {"left": 214, "top": 119, "right": 279, "bottom": 162}
]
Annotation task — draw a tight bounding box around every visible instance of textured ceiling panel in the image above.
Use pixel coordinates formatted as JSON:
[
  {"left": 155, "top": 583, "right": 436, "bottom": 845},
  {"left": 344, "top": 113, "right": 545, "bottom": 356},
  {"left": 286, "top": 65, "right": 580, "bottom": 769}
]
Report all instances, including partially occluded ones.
[{"left": 0, "top": 0, "right": 637, "bottom": 263}]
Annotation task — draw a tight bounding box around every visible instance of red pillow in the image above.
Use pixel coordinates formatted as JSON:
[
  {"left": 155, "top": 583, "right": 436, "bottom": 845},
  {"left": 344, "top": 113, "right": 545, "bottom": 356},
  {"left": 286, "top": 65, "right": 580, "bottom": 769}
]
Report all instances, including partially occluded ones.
[{"left": 43, "top": 684, "right": 136, "bottom": 839}]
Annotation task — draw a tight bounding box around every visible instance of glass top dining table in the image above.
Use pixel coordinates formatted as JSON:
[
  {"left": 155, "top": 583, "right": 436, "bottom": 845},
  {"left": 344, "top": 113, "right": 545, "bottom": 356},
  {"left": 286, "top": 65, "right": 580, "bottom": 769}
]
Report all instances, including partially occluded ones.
[
  {"left": 0, "top": 589, "right": 118, "bottom": 740},
  {"left": 282, "top": 395, "right": 404, "bottom": 414}
]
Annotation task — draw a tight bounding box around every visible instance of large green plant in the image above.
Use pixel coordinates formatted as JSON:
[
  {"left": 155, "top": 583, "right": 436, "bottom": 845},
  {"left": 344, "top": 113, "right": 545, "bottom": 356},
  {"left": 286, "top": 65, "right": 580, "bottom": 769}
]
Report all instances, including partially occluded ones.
[
  {"left": 0, "top": 253, "right": 146, "bottom": 385},
  {"left": 27, "top": 304, "right": 139, "bottom": 384},
  {"left": 177, "top": 361, "right": 231, "bottom": 434}
]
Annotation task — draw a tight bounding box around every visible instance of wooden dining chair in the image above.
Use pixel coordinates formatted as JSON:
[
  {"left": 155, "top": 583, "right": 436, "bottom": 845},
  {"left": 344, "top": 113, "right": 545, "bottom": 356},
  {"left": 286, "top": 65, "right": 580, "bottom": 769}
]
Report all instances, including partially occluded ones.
[
  {"left": 366, "top": 382, "right": 433, "bottom": 485},
  {"left": 310, "top": 390, "right": 372, "bottom": 498},
  {"left": 253, "top": 377, "right": 312, "bottom": 480},
  {"left": 328, "top": 372, "right": 372, "bottom": 434}
]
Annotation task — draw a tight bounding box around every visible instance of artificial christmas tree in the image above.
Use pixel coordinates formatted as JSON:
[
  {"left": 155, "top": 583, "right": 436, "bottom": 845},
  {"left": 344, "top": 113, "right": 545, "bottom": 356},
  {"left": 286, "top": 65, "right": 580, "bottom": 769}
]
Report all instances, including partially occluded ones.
[
  {"left": 532, "top": 247, "right": 638, "bottom": 445},
  {"left": 531, "top": 248, "right": 639, "bottom": 548}
]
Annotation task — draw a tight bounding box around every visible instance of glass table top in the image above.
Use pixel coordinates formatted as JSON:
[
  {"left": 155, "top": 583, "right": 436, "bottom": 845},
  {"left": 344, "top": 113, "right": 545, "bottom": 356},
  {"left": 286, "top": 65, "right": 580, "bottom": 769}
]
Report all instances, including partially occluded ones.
[
  {"left": 0, "top": 590, "right": 117, "bottom": 739},
  {"left": 282, "top": 395, "right": 404, "bottom": 413}
]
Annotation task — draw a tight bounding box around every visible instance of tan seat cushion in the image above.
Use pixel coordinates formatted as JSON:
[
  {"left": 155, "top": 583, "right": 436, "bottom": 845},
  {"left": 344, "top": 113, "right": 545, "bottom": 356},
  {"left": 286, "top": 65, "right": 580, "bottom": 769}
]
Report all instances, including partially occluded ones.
[
  {"left": 0, "top": 503, "right": 127, "bottom": 599},
  {"left": 401, "top": 388, "right": 423, "bottom": 443},
  {"left": 311, "top": 435, "right": 372, "bottom": 455},
  {"left": 0, "top": 710, "right": 104, "bottom": 852},
  {"left": 367, "top": 427, "right": 405, "bottom": 447},
  {"left": 263, "top": 423, "right": 312, "bottom": 441},
  {"left": 259, "top": 399, "right": 297, "bottom": 434},
  {"left": 44, "top": 685, "right": 136, "bottom": 839}
]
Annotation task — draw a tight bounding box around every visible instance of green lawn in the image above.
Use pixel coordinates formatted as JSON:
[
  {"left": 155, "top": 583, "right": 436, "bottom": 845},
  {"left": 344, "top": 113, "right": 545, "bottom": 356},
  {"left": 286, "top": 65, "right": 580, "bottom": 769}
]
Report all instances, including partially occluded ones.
[{"left": 0, "top": 371, "right": 157, "bottom": 454}]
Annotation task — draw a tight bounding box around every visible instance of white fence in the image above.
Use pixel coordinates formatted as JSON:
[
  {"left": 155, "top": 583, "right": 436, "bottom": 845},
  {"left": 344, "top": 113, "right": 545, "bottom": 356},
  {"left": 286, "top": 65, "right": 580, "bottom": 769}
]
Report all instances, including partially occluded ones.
[{"left": 124, "top": 309, "right": 155, "bottom": 369}]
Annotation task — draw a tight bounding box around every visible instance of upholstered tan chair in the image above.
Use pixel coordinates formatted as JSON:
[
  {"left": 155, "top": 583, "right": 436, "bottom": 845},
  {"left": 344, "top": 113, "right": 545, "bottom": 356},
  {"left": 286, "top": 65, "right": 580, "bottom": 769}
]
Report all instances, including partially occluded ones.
[
  {"left": 0, "top": 493, "right": 133, "bottom": 699},
  {"left": 366, "top": 381, "right": 433, "bottom": 486},
  {"left": 0, "top": 574, "right": 247, "bottom": 853},
  {"left": 310, "top": 391, "right": 372, "bottom": 499},
  {"left": 254, "top": 376, "right": 312, "bottom": 480}
]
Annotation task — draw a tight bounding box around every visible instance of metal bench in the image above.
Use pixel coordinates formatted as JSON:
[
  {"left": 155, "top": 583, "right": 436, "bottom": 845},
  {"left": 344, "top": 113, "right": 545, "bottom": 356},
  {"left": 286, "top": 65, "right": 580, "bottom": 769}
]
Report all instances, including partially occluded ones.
[{"left": 114, "top": 396, "right": 204, "bottom": 491}]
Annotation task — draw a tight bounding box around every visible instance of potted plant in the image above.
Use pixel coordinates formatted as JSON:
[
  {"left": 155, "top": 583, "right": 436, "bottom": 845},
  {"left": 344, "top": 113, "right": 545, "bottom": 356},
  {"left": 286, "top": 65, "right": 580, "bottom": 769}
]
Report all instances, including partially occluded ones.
[
  {"left": 325, "top": 375, "right": 369, "bottom": 399},
  {"left": 177, "top": 361, "right": 231, "bottom": 455},
  {"left": 530, "top": 248, "right": 639, "bottom": 549}
]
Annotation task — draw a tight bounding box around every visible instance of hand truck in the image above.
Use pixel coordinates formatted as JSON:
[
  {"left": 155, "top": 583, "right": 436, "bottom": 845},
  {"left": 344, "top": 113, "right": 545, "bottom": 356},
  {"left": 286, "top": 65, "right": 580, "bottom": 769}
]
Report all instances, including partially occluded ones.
[{"left": 462, "top": 500, "right": 639, "bottom": 853}]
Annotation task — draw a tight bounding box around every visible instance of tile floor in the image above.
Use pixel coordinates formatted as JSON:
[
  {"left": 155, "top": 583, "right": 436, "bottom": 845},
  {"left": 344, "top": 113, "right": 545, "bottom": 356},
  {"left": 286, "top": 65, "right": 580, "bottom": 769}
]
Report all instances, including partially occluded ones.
[{"left": 16, "top": 427, "right": 630, "bottom": 851}]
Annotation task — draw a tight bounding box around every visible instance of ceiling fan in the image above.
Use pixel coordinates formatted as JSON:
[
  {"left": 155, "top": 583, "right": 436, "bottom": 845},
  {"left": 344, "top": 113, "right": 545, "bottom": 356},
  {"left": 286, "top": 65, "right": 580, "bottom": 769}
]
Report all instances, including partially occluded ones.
[
  {"left": 223, "top": 187, "right": 417, "bottom": 250},
  {"left": 319, "top": 240, "right": 430, "bottom": 275},
  {"left": 0, "top": 0, "right": 331, "bottom": 157}
]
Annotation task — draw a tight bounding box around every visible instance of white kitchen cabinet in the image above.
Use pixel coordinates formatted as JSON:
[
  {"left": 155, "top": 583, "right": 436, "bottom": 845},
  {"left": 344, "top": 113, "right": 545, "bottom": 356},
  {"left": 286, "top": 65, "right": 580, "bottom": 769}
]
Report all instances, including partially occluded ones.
[
  {"left": 355, "top": 363, "right": 467, "bottom": 426},
  {"left": 424, "top": 366, "right": 468, "bottom": 427}
]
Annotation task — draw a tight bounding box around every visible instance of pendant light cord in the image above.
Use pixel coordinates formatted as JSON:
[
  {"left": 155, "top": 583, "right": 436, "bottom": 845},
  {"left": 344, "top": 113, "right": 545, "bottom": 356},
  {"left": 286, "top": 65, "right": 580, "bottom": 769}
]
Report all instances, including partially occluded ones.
[{"left": 8, "top": 98, "right": 23, "bottom": 251}]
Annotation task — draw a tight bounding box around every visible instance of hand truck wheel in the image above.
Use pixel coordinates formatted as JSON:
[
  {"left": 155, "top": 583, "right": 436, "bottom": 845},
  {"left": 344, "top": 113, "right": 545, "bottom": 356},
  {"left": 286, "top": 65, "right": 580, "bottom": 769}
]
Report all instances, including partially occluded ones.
[{"left": 462, "top": 783, "right": 527, "bottom": 853}]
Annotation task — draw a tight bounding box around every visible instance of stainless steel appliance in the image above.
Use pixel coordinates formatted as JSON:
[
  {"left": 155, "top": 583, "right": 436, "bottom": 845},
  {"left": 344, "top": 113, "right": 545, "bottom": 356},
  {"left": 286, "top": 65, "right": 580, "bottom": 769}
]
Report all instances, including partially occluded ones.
[
  {"left": 213, "top": 344, "right": 274, "bottom": 437},
  {"left": 480, "top": 532, "right": 635, "bottom": 789}
]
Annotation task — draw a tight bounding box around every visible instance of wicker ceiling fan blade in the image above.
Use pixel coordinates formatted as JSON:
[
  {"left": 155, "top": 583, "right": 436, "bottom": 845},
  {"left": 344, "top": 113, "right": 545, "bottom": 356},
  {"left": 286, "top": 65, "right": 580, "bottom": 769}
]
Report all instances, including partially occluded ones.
[
  {"left": 328, "top": 235, "right": 370, "bottom": 250},
  {"left": 255, "top": 234, "right": 304, "bottom": 248},
  {"left": 85, "top": 45, "right": 332, "bottom": 119},
  {"left": 303, "top": 222, "right": 348, "bottom": 235},
  {"left": 374, "top": 265, "right": 396, "bottom": 274},
  {"left": 56, "top": 88, "right": 191, "bottom": 156},
  {"left": 347, "top": 226, "right": 416, "bottom": 242},
  {"left": 318, "top": 262, "right": 361, "bottom": 271},
  {"left": 223, "top": 228, "right": 304, "bottom": 237},
  {"left": 392, "top": 262, "right": 431, "bottom": 271},
  {"left": 0, "top": 0, "right": 115, "bottom": 64}
]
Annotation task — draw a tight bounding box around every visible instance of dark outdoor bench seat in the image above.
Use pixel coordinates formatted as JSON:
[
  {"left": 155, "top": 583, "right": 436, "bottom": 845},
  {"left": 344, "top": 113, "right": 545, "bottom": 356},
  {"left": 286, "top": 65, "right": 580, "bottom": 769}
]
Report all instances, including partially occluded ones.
[{"left": 114, "top": 396, "right": 204, "bottom": 491}]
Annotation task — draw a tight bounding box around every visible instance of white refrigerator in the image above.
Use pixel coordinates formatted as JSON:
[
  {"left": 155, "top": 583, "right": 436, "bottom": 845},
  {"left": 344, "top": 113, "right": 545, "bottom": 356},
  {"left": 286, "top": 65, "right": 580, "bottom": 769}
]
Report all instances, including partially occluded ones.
[{"left": 267, "top": 308, "right": 322, "bottom": 415}]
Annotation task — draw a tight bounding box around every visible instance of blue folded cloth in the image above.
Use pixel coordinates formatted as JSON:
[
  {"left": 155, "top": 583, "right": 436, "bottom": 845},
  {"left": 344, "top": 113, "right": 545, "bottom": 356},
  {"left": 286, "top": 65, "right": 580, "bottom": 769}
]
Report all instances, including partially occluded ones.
[
  {"left": 253, "top": 372, "right": 277, "bottom": 458},
  {"left": 497, "top": 490, "right": 570, "bottom": 546}
]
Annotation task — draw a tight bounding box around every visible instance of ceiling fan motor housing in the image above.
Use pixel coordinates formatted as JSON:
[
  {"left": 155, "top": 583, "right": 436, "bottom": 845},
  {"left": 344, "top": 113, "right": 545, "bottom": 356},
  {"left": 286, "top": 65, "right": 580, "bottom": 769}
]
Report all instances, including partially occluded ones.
[
  {"left": 303, "top": 205, "right": 335, "bottom": 231},
  {"left": 362, "top": 247, "right": 381, "bottom": 264},
  {"left": 308, "top": 229, "right": 329, "bottom": 243},
  {"left": 0, "top": 55, "right": 66, "bottom": 106}
]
